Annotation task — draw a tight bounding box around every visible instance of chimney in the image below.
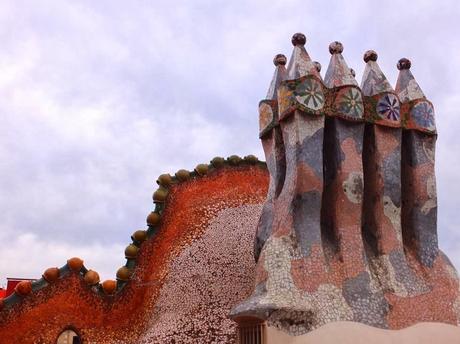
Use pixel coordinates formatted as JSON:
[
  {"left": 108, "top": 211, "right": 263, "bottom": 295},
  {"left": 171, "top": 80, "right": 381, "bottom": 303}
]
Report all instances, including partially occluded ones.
[
  {"left": 231, "top": 33, "right": 460, "bottom": 336},
  {"left": 398, "top": 58, "right": 438, "bottom": 267}
]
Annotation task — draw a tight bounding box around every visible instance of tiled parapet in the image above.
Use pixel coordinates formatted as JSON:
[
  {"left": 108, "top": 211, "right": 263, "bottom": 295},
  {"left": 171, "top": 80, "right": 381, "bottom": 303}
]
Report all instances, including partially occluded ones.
[{"left": 231, "top": 33, "right": 460, "bottom": 335}]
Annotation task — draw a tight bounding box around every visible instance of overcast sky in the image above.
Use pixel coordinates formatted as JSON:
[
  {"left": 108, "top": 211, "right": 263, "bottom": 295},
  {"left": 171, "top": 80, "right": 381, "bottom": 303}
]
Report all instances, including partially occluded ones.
[{"left": 0, "top": 0, "right": 459, "bottom": 283}]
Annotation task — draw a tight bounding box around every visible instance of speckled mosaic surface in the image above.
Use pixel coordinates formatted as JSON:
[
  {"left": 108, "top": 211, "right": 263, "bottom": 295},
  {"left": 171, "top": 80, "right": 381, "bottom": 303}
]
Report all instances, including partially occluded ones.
[
  {"left": 232, "top": 33, "right": 460, "bottom": 335},
  {"left": 139, "top": 205, "right": 261, "bottom": 343},
  {"left": 0, "top": 165, "right": 268, "bottom": 343}
]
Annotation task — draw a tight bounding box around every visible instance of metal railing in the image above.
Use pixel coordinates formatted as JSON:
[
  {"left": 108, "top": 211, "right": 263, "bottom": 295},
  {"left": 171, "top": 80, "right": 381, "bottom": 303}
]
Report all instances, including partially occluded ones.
[{"left": 237, "top": 322, "right": 266, "bottom": 344}]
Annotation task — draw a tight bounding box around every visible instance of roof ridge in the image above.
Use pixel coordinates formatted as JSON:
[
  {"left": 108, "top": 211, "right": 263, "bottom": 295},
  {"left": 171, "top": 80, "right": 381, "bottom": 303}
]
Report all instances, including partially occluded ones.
[{"left": 0, "top": 155, "right": 266, "bottom": 311}]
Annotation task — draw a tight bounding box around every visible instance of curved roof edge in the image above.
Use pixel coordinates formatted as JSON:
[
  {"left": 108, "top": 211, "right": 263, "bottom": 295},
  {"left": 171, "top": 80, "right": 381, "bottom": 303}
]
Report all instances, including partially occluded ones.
[{"left": 0, "top": 154, "right": 266, "bottom": 312}]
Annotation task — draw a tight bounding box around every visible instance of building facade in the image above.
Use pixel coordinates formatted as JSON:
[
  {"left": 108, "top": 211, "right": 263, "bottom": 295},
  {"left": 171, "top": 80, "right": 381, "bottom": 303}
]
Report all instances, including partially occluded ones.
[{"left": 0, "top": 33, "right": 459, "bottom": 343}]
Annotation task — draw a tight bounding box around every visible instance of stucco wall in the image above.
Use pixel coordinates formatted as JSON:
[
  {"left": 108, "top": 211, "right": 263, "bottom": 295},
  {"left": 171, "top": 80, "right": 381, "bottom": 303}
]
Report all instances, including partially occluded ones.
[{"left": 266, "top": 321, "right": 460, "bottom": 344}]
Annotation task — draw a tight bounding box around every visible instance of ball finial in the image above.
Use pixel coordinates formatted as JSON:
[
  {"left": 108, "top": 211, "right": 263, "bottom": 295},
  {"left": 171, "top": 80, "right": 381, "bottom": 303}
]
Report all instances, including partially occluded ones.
[
  {"left": 291, "top": 33, "right": 306, "bottom": 46},
  {"left": 273, "top": 54, "right": 287, "bottom": 66},
  {"left": 350, "top": 68, "right": 356, "bottom": 77},
  {"left": 364, "top": 50, "right": 378, "bottom": 63},
  {"left": 313, "top": 61, "right": 321, "bottom": 73},
  {"left": 329, "top": 41, "right": 343, "bottom": 54},
  {"left": 397, "top": 58, "right": 411, "bottom": 70}
]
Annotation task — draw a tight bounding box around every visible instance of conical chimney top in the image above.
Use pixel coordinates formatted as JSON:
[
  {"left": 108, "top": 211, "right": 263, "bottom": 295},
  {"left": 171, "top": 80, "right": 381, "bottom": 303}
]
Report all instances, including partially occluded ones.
[
  {"left": 360, "top": 50, "right": 394, "bottom": 96},
  {"left": 395, "top": 58, "right": 426, "bottom": 102},
  {"left": 266, "top": 54, "right": 288, "bottom": 100},
  {"left": 324, "top": 41, "right": 358, "bottom": 88},
  {"left": 286, "top": 33, "right": 321, "bottom": 80}
]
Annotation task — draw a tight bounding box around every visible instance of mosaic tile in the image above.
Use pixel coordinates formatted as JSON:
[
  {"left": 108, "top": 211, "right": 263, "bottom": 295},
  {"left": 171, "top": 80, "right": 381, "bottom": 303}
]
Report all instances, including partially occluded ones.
[{"left": 1, "top": 33, "right": 458, "bottom": 342}]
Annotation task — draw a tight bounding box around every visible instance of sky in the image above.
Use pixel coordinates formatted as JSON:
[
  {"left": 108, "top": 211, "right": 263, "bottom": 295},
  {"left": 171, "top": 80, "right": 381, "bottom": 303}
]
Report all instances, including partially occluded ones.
[{"left": 0, "top": 0, "right": 460, "bottom": 283}]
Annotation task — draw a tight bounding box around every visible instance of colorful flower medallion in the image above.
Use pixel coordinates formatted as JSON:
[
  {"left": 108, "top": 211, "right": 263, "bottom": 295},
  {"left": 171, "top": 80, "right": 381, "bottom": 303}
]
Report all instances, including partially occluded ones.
[
  {"left": 376, "top": 93, "right": 400, "bottom": 121},
  {"left": 294, "top": 78, "right": 325, "bottom": 111},
  {"left": 337, "top": 87, "right": 364, "bottom": 119},
  {"left": 410, "top": 101, "right": 435, "bottom": 132}
]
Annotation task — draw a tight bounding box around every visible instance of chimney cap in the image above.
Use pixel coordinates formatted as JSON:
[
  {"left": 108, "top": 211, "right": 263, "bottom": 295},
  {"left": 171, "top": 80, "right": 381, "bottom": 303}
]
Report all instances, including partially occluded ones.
[
  {"left": 397, "top": 58, "right": 411, "bottom": 70},
  {"left": 364, "top": 50, "right": 378, "bottom": 63},
  {"left": 291, "top": 33, "right": 306, "bottom": 46},
  {"left": 273, "top": 54, "right": 287, "bottom": 66},
  {"left": 313, "top": 61, "right": 321, "bottom": 73},
  {"left": 329, "top": 41, "right": 343, "bottom": 54}
]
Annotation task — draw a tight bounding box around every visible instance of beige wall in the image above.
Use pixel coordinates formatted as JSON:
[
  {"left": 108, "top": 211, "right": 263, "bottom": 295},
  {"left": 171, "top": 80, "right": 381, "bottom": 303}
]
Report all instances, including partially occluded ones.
[{"left": 266, "top": 321, "right": 460, "bottom": 344}]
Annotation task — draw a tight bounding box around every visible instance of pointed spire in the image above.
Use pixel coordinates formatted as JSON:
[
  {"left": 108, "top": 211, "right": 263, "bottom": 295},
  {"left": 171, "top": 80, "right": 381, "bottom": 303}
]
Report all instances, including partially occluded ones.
[
  {"left": 266, "top": 54, "right": 288, "bottom": 100},
  {"left": 323, "top": 41, "right": 358, "bottom": 88},
  {"left": 313, "top": 61, "right": 323, "bottom": 81},
  {"left": 395, "top": 58, "right": 426, "bottom": 102},
  {"left": 313, "top": 61, "right": 322, "bottom": 73},
  {"left": 360, "top": 50, "right": 394, "bottom": 96},
  {"left": 286, "top": 33, "right": 321, "bottom": 80}
]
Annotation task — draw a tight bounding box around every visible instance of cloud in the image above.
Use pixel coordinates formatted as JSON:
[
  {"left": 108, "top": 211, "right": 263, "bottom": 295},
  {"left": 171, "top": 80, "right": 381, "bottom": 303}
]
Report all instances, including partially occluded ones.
[{"left": 0, "top": 0, "right": 459, "bottom": 282}]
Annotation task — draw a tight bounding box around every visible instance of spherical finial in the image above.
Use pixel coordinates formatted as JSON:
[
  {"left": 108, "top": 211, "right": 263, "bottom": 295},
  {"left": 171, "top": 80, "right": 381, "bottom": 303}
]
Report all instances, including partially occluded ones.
[
  {"left": 125, "top": 244, "right": 139, "bottom": 259},
  {"left": 84, "top": 270, "right": 100, "bottom": 286},
  {"left": 227, "top": 155, "right": 242, "bottom": 165},
  {"left": 152, "top": 188, "right": 168, "bottom": 202},
  {"left": 132, "top": 229, "right": 148, "bottom": 242},
  {"left": 397, "top": 58, "right": 411, "bottom": 70},
  {"left": 101, "top": 280, "right": 117, "bottom": 295},
  {"left": 43, "top": 267, "right": 60, "bottom": 283},
  {"left": 116, "top": 266, "right": 133, "bottom": 281},
  {"left": 364, "top": 50, "right": 378, "bottom": 63},
  {"left": 350, "top": 68, "right": 356, "bottom": 77},
  {"left": 67, "top": 257, "right": 84, "bottom": 272},
  {"left": 156, "top": 174, "right": 172, "bottom": 187},
  {"left": 291, "top": 33, "right": 306, "bottom": 46},
  {"left": 313, "top": 61, "right": 321, "bottom": 73},
  {"left": 14, "top": 281, "right": 32, "bottom": 296},
  {"left": 329, "top": 41, "right": 343, "bottom": 54},
  {"left": 195, "top": 163, "right": 209, "bottom": 175},
  {"left": 146, "top": 212, "right": 160, "bottom": 226},
  {"left": 210, "top": 156, "right": 225, "bottom": 167},
  {"left": 273, "top": 54, "right": 287, "bottom": 66},
  {"left": 175, "top": 169, "right": 190, "bottom": 181},
  {"left": 244, "top": 155, "right": 258, "bottom": 164}
]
